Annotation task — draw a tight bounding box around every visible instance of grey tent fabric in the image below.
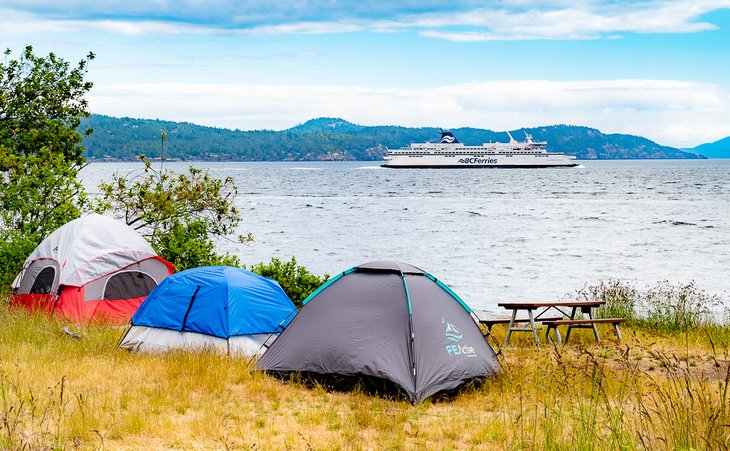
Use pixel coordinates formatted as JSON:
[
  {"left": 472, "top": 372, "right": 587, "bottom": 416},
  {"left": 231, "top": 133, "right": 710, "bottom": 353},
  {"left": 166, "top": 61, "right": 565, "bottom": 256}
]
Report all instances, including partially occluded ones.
[
  {"left": 256, "top": 261, "right": 501, "bottom": 404},
  {"left": 102, "top": 271, "right": 158, "bottom": 300},
  {"left": 30, "top": 267, "right": 57, "bottom": 294},
  {"left": 407, "top": 274, "right": 498, "bottom": 402},
  {"left": 14, "top": 259, "right": 60, "bottom": 295}
]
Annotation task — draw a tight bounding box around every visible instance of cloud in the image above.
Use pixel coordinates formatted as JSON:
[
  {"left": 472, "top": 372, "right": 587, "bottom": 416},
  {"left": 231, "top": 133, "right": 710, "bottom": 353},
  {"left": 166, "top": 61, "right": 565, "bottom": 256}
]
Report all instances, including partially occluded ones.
[
  {"left": 1, "top": 0, "right": 728, "bottom": 39},
  {"left": 88, "top": 79, "right": 730, "bottom": 147},
  {"left": 417, "top": 0, "right": 729, "bottom": 41}
]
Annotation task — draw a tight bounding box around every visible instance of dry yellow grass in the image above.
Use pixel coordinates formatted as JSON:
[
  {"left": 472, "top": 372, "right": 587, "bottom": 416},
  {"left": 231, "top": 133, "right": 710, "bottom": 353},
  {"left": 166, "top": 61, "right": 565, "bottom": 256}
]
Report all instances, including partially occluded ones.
[{"left": 1, "top": 304, "right": 728, "bottom": 450}]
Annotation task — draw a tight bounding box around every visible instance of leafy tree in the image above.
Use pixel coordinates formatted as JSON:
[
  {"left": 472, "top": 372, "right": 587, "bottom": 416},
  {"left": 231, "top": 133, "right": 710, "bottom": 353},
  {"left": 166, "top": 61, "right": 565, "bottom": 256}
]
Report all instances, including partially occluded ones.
[
  {"left": 248, "top": 257, "right": 329, "bottom": 307},
  {"left": 0, "top": 46, "right": 94, "bottom": 239},
  {"left": 0, "top": 45, "right": 94, "bottom": 291},
  {"left": 0, "top": 232, "right": 38, "bottom": 294},
  {"left": 152, "top": 218, "right": 241, "bottom": 271},
  {"left": 94, "top": 156, "right": 250, "bottom": 270}
]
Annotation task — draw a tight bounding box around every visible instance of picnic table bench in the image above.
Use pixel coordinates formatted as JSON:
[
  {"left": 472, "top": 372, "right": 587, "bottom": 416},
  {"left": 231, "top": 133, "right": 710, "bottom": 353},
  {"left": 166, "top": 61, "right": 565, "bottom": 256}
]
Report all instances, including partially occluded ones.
[
  {"left": 479, "top": 317, "right": 563, "bottom": 334},
  {"left": 480, "top": 301, "right": 624, "bottom": 347},
  {"left": 542, "top": 318, "right": 626, "bottom": 344}
]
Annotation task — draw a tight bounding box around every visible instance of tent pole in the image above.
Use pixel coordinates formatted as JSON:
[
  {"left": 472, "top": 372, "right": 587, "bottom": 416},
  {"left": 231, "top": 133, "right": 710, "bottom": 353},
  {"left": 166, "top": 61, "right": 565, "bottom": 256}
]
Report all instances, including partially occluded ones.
[{"left": 400, "top": 271, "right": 417, "bottom": 399}]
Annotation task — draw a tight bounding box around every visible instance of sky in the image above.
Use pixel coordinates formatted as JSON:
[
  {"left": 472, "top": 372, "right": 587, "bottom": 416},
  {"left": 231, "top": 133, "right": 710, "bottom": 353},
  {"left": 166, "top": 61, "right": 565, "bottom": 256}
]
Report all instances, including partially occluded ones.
[{"left": 2, "top": 0, "right": 730, "bottom": 147}]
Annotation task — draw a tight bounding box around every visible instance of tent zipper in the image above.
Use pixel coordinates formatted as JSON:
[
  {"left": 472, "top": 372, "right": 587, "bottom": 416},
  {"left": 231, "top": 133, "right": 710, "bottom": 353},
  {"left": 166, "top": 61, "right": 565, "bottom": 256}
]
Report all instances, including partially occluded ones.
[{"left": 180, "top": 285, "right": 201, "bottom": 332}]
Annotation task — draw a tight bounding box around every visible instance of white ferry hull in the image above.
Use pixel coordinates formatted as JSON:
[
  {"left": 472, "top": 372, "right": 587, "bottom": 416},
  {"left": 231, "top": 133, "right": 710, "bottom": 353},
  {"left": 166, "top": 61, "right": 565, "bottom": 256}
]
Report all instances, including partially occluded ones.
[{"left": 382, "top": 153, "right": 578, "bottom": 168}]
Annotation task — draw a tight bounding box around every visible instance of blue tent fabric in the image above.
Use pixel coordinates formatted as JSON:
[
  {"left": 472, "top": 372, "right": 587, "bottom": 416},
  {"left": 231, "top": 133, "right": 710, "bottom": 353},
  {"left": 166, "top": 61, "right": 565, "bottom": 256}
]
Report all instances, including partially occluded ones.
[{"left": 131, "top": 266, "right": 296, "bottom": 338}]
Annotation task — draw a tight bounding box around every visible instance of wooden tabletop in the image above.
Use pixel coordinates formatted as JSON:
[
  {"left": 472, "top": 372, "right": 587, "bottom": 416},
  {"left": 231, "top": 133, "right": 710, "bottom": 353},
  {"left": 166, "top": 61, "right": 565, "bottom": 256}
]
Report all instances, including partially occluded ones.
[{"left": 497, "top": 301, "right": 605, "bottom": 309}]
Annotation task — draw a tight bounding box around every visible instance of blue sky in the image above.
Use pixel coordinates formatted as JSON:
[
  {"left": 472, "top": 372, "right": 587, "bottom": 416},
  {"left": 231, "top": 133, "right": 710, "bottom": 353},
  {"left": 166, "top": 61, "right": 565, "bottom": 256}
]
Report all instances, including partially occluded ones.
[{"left": 2, "top": 0, "right": 729, "bottom": 147}]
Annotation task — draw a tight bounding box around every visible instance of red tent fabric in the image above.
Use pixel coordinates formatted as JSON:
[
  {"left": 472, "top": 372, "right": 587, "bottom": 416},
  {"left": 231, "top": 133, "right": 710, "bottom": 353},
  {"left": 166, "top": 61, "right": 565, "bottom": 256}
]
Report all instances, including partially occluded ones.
[{"left": 11, "top": 214, "right": 174, "bottom": 323}]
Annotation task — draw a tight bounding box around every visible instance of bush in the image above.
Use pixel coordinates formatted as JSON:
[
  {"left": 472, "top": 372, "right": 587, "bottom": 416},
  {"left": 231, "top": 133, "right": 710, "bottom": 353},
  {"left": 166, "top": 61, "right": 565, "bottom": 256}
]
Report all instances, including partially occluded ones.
[
  {"left": 572, "top": 279, "right": 723, "bottom": 332},
  {"left": 574, "top": 279, "right": 639, "bottom": 321},
  {"left": 0, "top": 233, "right": 39, "bottom": 296},
  {"left": 152, "top": 219, "right": 240, "bottom": 271},
  {"left": 640, "top": 280, "right": 721, "bottom": 332},
  {"left": 248, "top": 257, "right": 329, "bottom": 307},
  {"left": 95, "top": 157, "right": 250, "bottom": 271}
]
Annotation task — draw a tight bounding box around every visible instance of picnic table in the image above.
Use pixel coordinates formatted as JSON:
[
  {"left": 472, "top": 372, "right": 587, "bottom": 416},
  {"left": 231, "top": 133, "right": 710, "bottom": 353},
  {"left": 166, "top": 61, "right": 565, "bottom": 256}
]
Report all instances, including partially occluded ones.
[{"left": 482, "top": 300, "right": 623, "bottom": 347}]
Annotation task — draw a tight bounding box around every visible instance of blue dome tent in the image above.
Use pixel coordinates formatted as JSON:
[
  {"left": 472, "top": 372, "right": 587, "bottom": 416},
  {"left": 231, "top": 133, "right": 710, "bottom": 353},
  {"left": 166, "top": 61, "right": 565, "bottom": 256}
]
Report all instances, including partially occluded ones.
[{"left": 120, "top": 266, "right": 296, "bottom": 356}]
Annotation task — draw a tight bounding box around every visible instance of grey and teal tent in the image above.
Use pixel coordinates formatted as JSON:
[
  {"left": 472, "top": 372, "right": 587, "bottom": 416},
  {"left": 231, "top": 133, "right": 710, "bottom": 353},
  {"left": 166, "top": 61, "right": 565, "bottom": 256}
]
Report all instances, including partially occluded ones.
[{"left": 256, "top": 261, "right": 501, "bottom": 404}]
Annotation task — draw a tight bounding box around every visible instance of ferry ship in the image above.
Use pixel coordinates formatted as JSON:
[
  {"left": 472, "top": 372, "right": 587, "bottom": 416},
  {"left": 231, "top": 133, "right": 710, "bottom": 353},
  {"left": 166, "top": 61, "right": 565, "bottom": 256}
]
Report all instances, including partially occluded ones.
[{"left": 382, "top": 130, "right": 578, "bottom": 168}]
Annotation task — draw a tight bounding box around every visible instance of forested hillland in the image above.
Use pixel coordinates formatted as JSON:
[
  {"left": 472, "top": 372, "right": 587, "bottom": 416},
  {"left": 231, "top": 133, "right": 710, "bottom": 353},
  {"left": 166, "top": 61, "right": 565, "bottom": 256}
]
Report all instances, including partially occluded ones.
[{"left": 81, "top": 115, "right": 705, "bottom": 161}]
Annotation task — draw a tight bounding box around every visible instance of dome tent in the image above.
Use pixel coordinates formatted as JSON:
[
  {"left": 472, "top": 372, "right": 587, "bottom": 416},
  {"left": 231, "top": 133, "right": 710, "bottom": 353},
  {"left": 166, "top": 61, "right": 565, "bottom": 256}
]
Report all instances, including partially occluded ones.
[
  {"left": 11, "top": 213, "right": 174, "bottom": 323},
  {"left": 119, "top": 266, "right": 297, "bottom": 357},
  {"left": 256, "top": 261, "right": 501, "bottom": 404}
]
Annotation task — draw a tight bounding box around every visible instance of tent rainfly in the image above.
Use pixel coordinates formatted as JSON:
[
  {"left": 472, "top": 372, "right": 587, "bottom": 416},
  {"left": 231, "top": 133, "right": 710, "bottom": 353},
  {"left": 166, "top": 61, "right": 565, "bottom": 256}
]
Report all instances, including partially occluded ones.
[
  {"left": 119, "top": 266, "right": 297, "bottom": 357},
  {"left": 11, "top": 214, "right": 174, "bottom": 323},
  {"left": 256, "top": 261, "right": 501, "bottom": 404}
]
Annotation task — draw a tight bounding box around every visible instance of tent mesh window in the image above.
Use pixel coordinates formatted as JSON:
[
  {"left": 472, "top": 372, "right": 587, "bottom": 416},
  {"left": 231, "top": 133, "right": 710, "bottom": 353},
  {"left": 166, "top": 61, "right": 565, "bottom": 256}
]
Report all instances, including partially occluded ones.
[
  {"left": 103, "top": 271, "right": 157, "bottom": 300},
  {"left": 29, "top": 267, "right": 56, "bottom": 294}
]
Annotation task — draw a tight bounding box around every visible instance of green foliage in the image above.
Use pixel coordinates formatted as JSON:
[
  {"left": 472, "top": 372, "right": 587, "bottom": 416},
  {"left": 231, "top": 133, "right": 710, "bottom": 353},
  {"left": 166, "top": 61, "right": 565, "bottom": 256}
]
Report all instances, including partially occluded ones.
[
  {"left": 574, "top": 279, "right": 722, "bottom": 332},
  {"left": 95, "top": 156, "right": 251, "bottom": 270},
  {"left": 575, "top": 279, "right": 639, "bottom": 321},
  {"left": 248, "top": 257, "right": 329, "bottom": 307},
  {"left": 641, "top": 280, "right": 720, "bottom": 331},
  {"left": 0, "top": 45, "right": 94, "bottom": 240},
  {"left": 0, "top": 232, "right": 38, "bottom": 296},
  {"left": 0, "top": 151, "right": 88, "bottom": 239},
  {"left": 153, "top": 219, "right": 240, "bottom": 271},
  {"left": 79, "top": 115, "right": 703, "bottom": 161}
]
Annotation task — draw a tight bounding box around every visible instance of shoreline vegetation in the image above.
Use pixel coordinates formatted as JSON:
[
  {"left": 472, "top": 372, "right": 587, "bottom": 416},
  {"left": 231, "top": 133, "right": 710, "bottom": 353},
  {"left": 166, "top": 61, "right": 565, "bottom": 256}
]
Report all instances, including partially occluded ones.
[
  {"left": 2, "top": 280, "right": 729, "bottom": 449},
  {"left": 80, "top": 115, "right": 706, "bottom": 162}
]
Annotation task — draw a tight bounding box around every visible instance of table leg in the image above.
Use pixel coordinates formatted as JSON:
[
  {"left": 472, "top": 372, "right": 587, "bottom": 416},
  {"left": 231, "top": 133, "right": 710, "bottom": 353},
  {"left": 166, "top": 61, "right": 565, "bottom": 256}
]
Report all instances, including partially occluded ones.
[
  {"left": 613, "top": 323, "right": 622, "bottom": 342},
  {"left": 503, "top": 309, "right": 518, "bottom": 347},
  {"left": 545, "top": 324, "right": 562, "bottom": 345},
  {"left": 528, "top": 309, "right": 540, "bottom": 346},
  {"left": 588, "top": 308, "right": 600, "bottom": 342}
]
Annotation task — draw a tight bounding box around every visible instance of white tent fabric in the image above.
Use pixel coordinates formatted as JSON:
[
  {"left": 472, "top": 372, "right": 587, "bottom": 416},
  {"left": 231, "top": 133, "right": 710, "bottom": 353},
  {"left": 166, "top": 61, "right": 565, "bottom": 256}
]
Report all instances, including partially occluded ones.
[
  {"left": 12, "top": 213, "right": 158, "bottom": 288},
  {"left": 120, "top": 326, "right": 273, "bottom": 357}
]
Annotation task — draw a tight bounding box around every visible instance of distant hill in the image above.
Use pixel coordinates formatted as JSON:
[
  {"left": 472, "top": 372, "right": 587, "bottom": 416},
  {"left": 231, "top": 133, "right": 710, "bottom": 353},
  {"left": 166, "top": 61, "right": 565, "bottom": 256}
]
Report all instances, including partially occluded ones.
[
  {"left": 80, "top": 115, "right": 705, "bottom": 161},
  {"left": 685, "top": 137, "right": 730, "bottom": 158},
  {"left": 287, "top": 117, "right": 363, "bottom": 134}
]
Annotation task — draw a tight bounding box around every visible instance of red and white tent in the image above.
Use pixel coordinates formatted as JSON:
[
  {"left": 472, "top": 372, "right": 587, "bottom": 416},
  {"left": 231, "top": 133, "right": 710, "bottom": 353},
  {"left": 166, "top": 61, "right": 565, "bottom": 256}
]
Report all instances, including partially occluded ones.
[{"left": 11, "top": 214, "right": 174, "bottom": 323}]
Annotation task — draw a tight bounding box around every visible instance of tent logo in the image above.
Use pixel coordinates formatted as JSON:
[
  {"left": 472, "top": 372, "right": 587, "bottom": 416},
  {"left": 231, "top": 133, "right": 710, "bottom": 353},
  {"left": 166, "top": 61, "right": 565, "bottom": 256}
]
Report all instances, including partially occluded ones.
[
  {"left": 444, "top": 320, "right": 477, "bottom": 357},
  {"left": 445, "top": 322, "right": 463, "bottom": 341}
]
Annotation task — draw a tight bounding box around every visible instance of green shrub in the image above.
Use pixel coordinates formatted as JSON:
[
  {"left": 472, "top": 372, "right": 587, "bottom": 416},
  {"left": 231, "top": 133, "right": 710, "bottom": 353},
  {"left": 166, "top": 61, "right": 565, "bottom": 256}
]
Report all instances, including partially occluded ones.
[
  {"left": 94, "top": 157, "right": 250, "bottom": 272},
  {"left": 152, "top": 219, "right": 240, "bottom": 271},
  {"left": 573, "top": 279, "right": 723, "bottom": 332},
  {"left": 0, "top": 232, "right": 39, "bottom": 295},
  {"left": 248, "top": 257, "right": 329, "bottom": 307},
  {"left": 574, "top": 279, "right": 639, "bottom": 321},
  {"left": 639, "top": 280, "right": 720, "bottom": 332}
]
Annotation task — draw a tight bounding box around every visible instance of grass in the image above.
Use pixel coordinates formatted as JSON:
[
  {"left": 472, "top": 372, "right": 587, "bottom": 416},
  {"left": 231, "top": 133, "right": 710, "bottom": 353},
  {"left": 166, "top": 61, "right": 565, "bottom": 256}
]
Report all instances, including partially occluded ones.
[
  {"left": 1, "top": 303, "right": 729, "bottom": 450},
  {"left": 574, "top": 279, "right": 726, "bottom": 332}
]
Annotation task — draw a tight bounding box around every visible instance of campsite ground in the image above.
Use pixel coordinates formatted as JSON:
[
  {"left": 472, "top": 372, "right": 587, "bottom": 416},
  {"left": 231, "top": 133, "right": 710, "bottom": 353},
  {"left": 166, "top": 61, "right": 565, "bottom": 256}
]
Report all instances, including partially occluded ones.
[{"left": 1, "top": 304, "right": 728, "bottom": 450}]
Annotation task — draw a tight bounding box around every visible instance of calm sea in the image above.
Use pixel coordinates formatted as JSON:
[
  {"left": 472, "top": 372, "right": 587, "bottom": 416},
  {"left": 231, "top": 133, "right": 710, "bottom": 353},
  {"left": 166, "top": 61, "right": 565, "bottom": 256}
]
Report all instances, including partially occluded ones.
[{"left": 80, "top": 160, "right": 730, "bottom": 314}]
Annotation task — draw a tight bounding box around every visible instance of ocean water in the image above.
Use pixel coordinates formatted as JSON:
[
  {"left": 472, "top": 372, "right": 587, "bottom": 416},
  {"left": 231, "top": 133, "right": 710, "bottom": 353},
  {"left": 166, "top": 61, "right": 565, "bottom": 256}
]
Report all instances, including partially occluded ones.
[{"left": 80, "top": 159, "right": 730, "bottom": 313}]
